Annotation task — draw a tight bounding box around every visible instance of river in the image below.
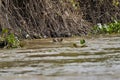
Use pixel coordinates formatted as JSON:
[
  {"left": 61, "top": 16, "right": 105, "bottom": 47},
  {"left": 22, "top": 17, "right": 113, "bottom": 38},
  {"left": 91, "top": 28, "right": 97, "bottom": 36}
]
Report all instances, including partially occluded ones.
[{"left": 0, "top": 35, "right": 120, "bottom": 80}]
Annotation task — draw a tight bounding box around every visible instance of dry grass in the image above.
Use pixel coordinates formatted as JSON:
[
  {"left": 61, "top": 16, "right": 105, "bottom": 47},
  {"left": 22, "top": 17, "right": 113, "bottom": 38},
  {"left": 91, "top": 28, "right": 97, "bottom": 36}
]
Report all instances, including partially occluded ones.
[
  {"left": 2, "top": 0, "right": 119, "bottom": 38},
  {"left": 79, "top": 0, "right": 120, "bottom": 24}
]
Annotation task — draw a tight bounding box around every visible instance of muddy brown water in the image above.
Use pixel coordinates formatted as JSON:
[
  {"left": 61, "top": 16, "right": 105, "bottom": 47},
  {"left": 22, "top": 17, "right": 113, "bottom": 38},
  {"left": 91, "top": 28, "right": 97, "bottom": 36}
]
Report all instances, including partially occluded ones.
[{"left": 0, "top": 36, "right": 120, "bottom": 80}]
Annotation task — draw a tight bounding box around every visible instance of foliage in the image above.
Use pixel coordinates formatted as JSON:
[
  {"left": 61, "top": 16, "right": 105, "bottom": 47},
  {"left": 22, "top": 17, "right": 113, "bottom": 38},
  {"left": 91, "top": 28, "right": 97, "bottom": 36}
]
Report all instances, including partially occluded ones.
[
  {"left": 80, "top": 39, "right": 85, "bottom": 45},
  {"left": 6, "top": 33, "right": 20, "bottom": 48},
  {"left": 72, "top": 39, "right": 86, "bottom": 48},
  {"left": 80, "top": 39, "right": 86, "bottom": 47},
  {"left": 0, "top": 28, "right": 20, "bottom": 48},
  {"left": 91, "top": 20, "right": 120, "bottom": 34}
]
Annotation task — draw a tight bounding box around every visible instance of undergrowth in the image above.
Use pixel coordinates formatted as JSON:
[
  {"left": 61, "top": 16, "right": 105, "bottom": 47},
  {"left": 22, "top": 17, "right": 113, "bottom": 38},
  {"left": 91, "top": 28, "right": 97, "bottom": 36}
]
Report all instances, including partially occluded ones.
[
  {"left": 0, "top": 28, "right": 20, "bottom": 48},
  {"left": 91, "top": 20, "right": 120, "bottom": 34}
]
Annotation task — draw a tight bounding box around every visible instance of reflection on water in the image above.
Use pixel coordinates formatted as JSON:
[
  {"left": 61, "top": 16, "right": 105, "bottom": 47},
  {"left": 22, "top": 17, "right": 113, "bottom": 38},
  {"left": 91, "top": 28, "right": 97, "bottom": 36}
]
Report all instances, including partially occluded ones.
[{"left": 0, "top": 36, "right": 120, "bottom": 80}]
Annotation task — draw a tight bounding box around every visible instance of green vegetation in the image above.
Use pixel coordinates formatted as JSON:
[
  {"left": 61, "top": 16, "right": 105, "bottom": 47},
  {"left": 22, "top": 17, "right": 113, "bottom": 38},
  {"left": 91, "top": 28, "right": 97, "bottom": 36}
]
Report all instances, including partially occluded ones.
[
  {"left": 72, "top": 39, "right": 86, "bottom": 48},
  {"left": 80, "top": 39, "right": 85, "bottom": 45},
  {"left": 92, "top": 20, "right": 120, "bottom": 34},
  {"left": 80, "top": 39, "right": 86, "bottom": 47},
  {"left": 6, "top": 33, "right": 20, "bottom": 48},
  {"left": 0, "top": 28, "right": 20, "bottom": 48}
]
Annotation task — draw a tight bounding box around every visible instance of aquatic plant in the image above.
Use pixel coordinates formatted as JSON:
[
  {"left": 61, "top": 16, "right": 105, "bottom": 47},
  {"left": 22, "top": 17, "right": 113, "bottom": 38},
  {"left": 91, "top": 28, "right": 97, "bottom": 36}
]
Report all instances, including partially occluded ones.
[
  {"left": 80, "top": 39, "right": 85, "bottom": 45},
  {"left": 80, "top": 39, "right": 86, "bottom": 47},
  {"left": 92, "top": 20, "right": 120, "bottom": 34},
  {"left": 72, "top": 39, "right": 86, "bottom": 48}
]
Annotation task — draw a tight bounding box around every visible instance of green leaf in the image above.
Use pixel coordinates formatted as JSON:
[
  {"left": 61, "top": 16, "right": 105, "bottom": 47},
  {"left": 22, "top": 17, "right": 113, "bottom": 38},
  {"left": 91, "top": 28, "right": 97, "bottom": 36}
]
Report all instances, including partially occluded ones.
[{"left": 80, "top": 39, "right": 85, "bottom": 45}]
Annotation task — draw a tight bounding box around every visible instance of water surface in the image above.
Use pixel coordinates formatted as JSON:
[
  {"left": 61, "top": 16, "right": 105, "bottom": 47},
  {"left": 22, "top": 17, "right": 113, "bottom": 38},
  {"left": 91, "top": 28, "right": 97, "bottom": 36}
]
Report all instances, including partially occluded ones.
[{"left": 0, "top": 36, "right": 120, "bottom": 80}]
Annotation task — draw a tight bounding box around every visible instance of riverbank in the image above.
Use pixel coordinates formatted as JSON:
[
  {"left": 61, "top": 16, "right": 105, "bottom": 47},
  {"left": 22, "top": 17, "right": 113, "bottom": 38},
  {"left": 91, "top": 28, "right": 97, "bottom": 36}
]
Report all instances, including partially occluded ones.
[{"left": 1, "top": 0, "right": 120, "bottom": 39}]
